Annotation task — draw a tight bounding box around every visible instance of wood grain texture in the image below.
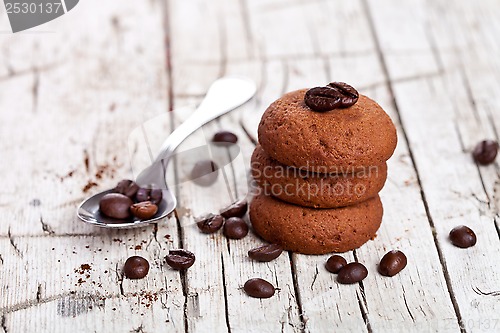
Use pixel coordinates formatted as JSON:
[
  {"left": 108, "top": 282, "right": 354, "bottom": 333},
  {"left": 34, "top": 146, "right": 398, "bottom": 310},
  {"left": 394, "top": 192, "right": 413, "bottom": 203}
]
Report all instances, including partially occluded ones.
[
  {"left": 367, "top": 0, "right": 500, "bottom": 331},
  {"left": 0, "top": 0, "right": 186, "bottom": 332},
  {"left": 0, "top": 0, "right": 499, "bottom": 332}
]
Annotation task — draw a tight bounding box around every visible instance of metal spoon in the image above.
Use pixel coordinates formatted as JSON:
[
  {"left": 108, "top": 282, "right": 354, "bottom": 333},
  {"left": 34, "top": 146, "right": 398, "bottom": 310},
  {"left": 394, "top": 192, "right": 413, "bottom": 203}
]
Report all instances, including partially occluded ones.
[{"left": 77, "top": 76, "right": 256, "bottom": 228}]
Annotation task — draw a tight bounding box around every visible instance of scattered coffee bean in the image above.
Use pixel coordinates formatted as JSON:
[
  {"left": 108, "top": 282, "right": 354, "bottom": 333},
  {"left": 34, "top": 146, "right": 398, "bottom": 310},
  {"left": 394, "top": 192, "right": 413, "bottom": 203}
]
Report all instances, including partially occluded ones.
[
  {"left": 130, "top": 201, "right": 158, "bottom": 220},
  {"left": 123, "top": 256, "right": 149, "bottom": 279},
  {"left": 212, "top": 131, "right": 238, "bottom": 145},
  {"left": 248, "top": 244, "right": 283, "bottom": 262},
  {"left": 223, "top": 217, "right": 249, "bottom": 239},
  {"left": 99, "top": 193, "right": 133, "bottom": 219},
  {"left": 220, "top": 200, "right": 248, "bottom": 218},
  {"left": 114, "top": 179, "right": 139, "bottom": 198},
  {"left": 243, "top": 278, "right": 275, "bottom": 298},
  {"left": 190, "top": 160, "right": 219, "bottom": 186},
  {"left": 325, "top": 255, "right": 347, "bottom": 274},
  {"left": 378, "top": 250, "right": 407, "bottom": 277},
  {"left": 197, "top": 214, "right": 224, "bottom": 234},
  {"left": 472, "top": 140, "right": 498, "bottom": 165},
  {"left": 449, "top": 225, "right": 477, "bottom": 248},
  {"left": 165, "top": 249, "right": 196, "bottom": 270},
  {"left": 337, "top": 262, "right": 368, "bottom": 284},
  {"left": 136, "top": 186, "right": 163, "bottom": 205},
  {"left": 304, "top": 82, "right": 359, "bottom": 112}
]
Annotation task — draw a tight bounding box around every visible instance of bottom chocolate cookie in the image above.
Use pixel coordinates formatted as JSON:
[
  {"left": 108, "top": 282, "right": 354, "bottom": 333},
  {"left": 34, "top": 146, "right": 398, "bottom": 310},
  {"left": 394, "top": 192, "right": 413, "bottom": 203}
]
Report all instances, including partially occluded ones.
[{"left": 249, "top": 194, "right": 383, "bottom": 254}]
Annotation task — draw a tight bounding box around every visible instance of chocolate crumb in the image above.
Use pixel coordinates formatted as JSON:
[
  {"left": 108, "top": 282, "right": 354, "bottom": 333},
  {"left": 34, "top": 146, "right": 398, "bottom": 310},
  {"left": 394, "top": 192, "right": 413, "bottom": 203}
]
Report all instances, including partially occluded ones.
[{"left": 83, "top": 181, "right": 98, "bottom": 193}]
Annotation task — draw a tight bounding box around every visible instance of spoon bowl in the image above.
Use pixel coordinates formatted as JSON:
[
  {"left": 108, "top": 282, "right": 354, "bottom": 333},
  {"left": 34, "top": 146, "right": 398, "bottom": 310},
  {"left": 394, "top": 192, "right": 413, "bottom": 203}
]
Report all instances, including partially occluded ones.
[
  {"left": 77, "top": 189, "right": 176, "bottom": 228},
  {"left": 77, "top": 76, "right": 256, "bottom": 228}
]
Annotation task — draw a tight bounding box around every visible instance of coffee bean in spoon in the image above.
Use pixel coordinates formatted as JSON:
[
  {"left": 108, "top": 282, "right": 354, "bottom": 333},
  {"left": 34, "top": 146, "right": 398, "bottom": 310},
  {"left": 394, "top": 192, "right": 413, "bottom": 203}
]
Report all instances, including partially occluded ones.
[
  {"left": 165, "top": 249, "right": 196, "bottom": 270},
  {"left": 114, "top": 179, "right": 139, "bottom": 198},
  {"left": 378, "top": 250, "right": 407, "bottom": 277},
  {"left": 337, "top": 262, "right": 368, "bottom": 284},
  {"left": 99, "top": 193, "right": 133, "bottom": 219},
  {"left": 130, "top": 201, "right": 158, "bottom": 220},
  {"left": 244, "top": 278, "right": 275, "bottom": 298},
  {"left": 212, "top": 131, "right": 238, "bottom": 145},
  {"left": 220, "top": 200, "right": 248, "bottom": 218},
  {"left": 123, "top": 256, "right": 149, "bottom": 279},
  {"left": 449, "top": 225, "right": 477, "bottom": 248},
  {"left": 196, "top": 214, "right": 224, "bottom": 234},
  {"left": 190, "top": 160, "right": 219, "bottom": 186},
  {"left": 135, "top": 186, "right": 163, "bottom": 205},
  {"left": 223, "top": 217, "right": 249, "bottom": 239},
  {"left": 248, "top": 244, "right": 283, "bottom": 262},
  {"left": 325, "top": 255, "right": 347, "bottom": 274},
  {"left": 472, "top": 140, "right": 498, "bottom": 165}
]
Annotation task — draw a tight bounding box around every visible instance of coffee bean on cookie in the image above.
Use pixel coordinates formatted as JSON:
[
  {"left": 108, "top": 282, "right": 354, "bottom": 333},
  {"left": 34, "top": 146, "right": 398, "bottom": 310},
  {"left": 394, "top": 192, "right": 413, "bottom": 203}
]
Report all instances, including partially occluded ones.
[{"left": 304, "top": 82, "right": 359, "bottom": 112}]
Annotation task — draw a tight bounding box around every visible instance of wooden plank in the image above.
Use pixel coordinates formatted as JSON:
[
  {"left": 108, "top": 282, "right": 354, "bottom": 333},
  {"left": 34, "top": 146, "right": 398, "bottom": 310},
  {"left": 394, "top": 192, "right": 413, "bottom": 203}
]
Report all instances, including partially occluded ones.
[
  {"left": 0, "top": 0, "right": 187, "bottom": 331},
  {"left": 367, "top": 1, "right": 500, "bottom": 331},
  {"left": 168, "top": 0, "right": 304, "bottom": 330},
  {"left": 0, "top": 227, "right": 185, "bottom": 332},
  {"left": 0, "top": 0, "right": 170, "bottom": 236},
  {"left": 424, "top": 0, "right": 500, "bottom": 229},
  {"left": 5, "top": 293, "right": 178, "bottom": 333},
  {"left": 168, "top": 106, "right": 235, "bottom": 333},
  {"left": 166, "top": 91, "right": 302, "bottom": 332},
  {"left": 331, "top": 54, "right": 460, "bottom": 332},
  {"left": 219, "top": 62, "right": 304, "bottom": 333}
]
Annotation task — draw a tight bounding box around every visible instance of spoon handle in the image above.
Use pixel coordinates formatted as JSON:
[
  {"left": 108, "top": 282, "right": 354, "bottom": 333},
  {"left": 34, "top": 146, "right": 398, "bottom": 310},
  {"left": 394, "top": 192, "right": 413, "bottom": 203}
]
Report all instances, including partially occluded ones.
[{"left": 154, "top": 76, "right": 256, "bottom": 165}]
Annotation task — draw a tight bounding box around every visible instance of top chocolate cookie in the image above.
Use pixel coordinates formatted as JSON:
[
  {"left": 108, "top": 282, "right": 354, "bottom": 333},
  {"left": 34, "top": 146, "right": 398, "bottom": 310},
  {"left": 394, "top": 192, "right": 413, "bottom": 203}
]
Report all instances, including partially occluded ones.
[{"left": 258, "top": 88, "right": 397, "bottom": 172}]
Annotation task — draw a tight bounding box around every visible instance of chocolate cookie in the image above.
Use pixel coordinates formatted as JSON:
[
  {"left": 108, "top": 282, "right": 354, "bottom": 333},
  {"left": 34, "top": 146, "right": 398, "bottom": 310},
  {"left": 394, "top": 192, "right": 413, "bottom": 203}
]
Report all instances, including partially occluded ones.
[
  {"left": 258, "top": 89, "right": 397, "bottom": 172},
  {"left": 249, "top": 194, "right": 383, "bottom": 254},
  {"left": 251, "top": 145, "right": 387, "bottom": 208}
]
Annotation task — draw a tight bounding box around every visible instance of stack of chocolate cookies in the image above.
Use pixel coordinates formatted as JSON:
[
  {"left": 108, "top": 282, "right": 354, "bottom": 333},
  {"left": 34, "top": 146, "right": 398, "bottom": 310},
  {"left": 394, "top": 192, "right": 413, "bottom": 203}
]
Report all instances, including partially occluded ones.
[{"left": 249, "top": 83, "right": 397, "bottom": 254}]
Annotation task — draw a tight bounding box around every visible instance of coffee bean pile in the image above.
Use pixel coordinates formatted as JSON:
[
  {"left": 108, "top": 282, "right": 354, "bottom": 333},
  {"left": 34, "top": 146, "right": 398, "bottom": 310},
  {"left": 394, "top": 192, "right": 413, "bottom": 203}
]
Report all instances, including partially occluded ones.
[{"left": 99, "top": 179, "right": 162, "bottom": 220}]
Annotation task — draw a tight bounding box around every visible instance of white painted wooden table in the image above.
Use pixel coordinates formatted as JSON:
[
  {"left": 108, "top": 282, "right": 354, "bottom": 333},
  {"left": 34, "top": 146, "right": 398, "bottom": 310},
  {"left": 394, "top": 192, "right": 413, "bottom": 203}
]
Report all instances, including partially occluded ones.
[{"left": 0, "top": 0, "right": 499, "bottom": 332}]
